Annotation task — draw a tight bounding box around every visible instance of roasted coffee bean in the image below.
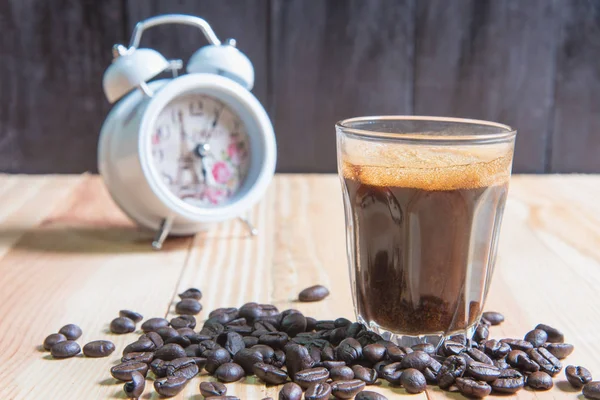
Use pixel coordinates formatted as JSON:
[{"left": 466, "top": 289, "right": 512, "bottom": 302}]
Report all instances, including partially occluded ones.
[
  {"left": 201, "top": 321, "right": 225, "bottom": 337},
  {"left": 165, "top": 335, "right": 191, "bottom": 348},
  {"left": 163, "top": 357, "right": 199, "bottom": 379},
  {"left": 206, "top": 348, "right": 233, "bottom": 374},
  {"left": 400, "top": 350, "right": 432, "bottom": 371},
  {"left": 83, "top": 340, "right": 115, "bottom": 358},
  {"left": 524, "top": 329, "right": 548, "bottom": 347},
  {"left": 170, "top": 315, "right": 196, "bottom": 329},
  {"left": 304, "top": 382, "right": 332, "bottom": 400},
  {"left": 200, "top": 381, "right": 227, "bottom": 397},
  {"left": 123, "top": 339, "right": 155, "bottom": 355},
  {"left": 438, "top": 355, "right": 467, "bottom": 389},
  {"left": 121, "top": 351, "right": 154, "bottom": 364},
  {"left": 412, "top": 343, "right": 435, "bottom": 355},
  {"left": 179, "top": 287, "right": 202, "bottom": 300},
  {"left": 215, "top": 331, "right": 246, "bottom": 356},
  {"left": 330, "top": 366, "right": 355, "bottom": 381},
  {"left": 494, "top": 358, "right": 510, "bottom": 370},
  {"left": 466, "top": 361, "right": 501, "bottom": 382},
  {"left": 355, "top": 391, "right": 388, "bottom": 400},
  {"left": 441, "top": 340, "right": 466, "bottom": 356},
  {"left": 233, "top": 348, "right": 263, "bottom": 374},
  {"left": 401, "top": 368, "right": 427, "bottom": 394},
  {"left": 320, "top": 345, "right": 335, "bottom": 362},
  {"left": 243, "top": 336, "right": 259, "bottom": 348},
  {"left": 535, "top": 323, "right": 564, "bottom": 343},
  {"left": 423, "top": 359, "right": 442, "bottom": 384},
  {"left": 333, "top": 317, "right": 351, "bottom": 327},
  {"left": 192, "top": 356, "right": 207, "bottom": 368},
  {"left": 543, "top": 342, "right": 574, "bottom": 359},
  {"left": 352, "top": 365, "right": 378, "bottom": 384},
  {"left": 490, "top": 369, "right": 524, "bottom": 394},
  {"left": 294, "top": 367, "right": 329, "bottom": 389},
  {"left": 154, "top": 376, "right": 187, "bottom": 397},
  {"left": 507, "top": 350, "right": 539, "bottom": 372},
  {"left": 239, "top": 303, "right": 279, "bottom": 322},
  {"left": 321, "top": 360, "right": 347, "bottom": 370},
  {"left": 449, "top": 334, "right": 467, "bottom": 345},
  {"left": 154, "top": 343, "right": 186, "bottom": 361},
  {"left": 387, "top": 345, "right": 410, "bottom": 362},
  {"left": 226, "top": 324, "right": 253, "bottom": 335},
  {"left": 279, "top": 382, "right": 303, "bottom": 400},
  {"left": 315, "top": 320, "right": 336, "bottom": 331},
  {"left": 528, "top": 347, "right": 561, "bottom": 376},
  {"left": 119, "top": 310, "right": 143, "bottom": 323},
  {"left": 381, "top": 362, "right": 404, "bottom": 385},
  {"left": 110, "top": 361, "right": 148, "bottom": 381},
  {"left": 43, "top": 333, "right": 67, "bottom": 350},
  {"left": 480, "top": 317, "right": 492, "bottom": 326},
  {"left": 467, "top": 348, "right": 493, "bottom": 365},
  {"left": 336, "top": 338, "right": 362, "bottom": 364},
  {"left": 150, "top": 359, "right": 168, "bottom": 378},
  {"left": 140, "top": 331, "right": 164, "bottom": 348},
  {"left": 363, "top": 344, "right": 386, "bottom": 364},
  {"left": 175, "top": 298, "right": 202, "bottom": 315},
  {"left": 259, "top": 332, "right": 289, "bottom": 350},
  {"left": 474, "top": 325, "right": 490, "bottom": 342},
  {"left": 328, "top": 328, "right": 348, "bottom": 345},
  {"left": 483, "top": 339, "right": 511, "bottom": 359},
  {"left": 271, "top": 350, "right": 286, "bottom": 368},
  {"left": 346, "top": 322, "right": 366, "bottom": 339},
  {"left": 51, "top": 340, "right": 81, "bottom": 358},
  {"left": 482, "top": 311, "right": 504, "bottom": 325},
  {"left": 455, "top": 377, "right": 492, "bottom": 398},
  {"left": 285, "top": 344, "right": 314, "bottom": 378},
  {"left": 305, "top": 317, "right": 317, "bottom": 332},
  {"left": 123, "top": 370, "right": 145, "bottom": 399},
  {"left": 215, "top": 362, "right": 245, "bottom": 383},
  {"left": 209, "top": 307, "right": 239, "bottom": 324},
  {"left": 566, "top": 365, "right": 593, "bottom": 388},
  {"left": 527, "top": 371, "right": 553, "bottom": 390},
  {"left": 254, "top": 321, "right": 278, "bottom": 333},
  {"left": 331, "top": 379, "right": 366, "bottom": 399},
  {"left": 58, "top": 324, "right": 82, "bottom": 340},
  {"left": 141, "top": 318, "right": 169, "bottom": 333},
  {"left": 177, "top": 327, "right": 196, "bottom": 338},
  {"left": 155, "top": 327, "right": 179, "bottom": 341},
  {"left": 253, "top": 362, "right": 288, "bottom": 384},
  {"left": 501, "top": 338, "right": 534, "bottom": 352},
  {"left": 198, "top": 340, "right": 220, "bottom": 357},
  {"left": 583, "top": 382, "right": 600, "bottom": 400},
  {"left": 298, "top": 285, "right": 330, "bottom": 302},
  {"left": 281, "top": 313, "right": 307, "bottom": 337},
  {"left": 250, "top": 344, "right": 275, "bottom": 360}
]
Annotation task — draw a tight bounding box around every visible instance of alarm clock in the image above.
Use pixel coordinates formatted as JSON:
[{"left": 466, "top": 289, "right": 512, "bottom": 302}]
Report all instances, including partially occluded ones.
[{"left": 98, "top": 14, "right": 276, "bottom": 249}]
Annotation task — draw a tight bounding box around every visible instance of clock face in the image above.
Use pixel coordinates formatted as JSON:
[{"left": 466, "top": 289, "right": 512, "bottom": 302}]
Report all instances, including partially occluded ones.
[{"left": 150, "top": 94, "right": 251, "bottom": 207}]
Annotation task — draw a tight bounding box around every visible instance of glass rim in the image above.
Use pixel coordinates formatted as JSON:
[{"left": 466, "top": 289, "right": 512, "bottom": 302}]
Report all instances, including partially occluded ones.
[{"left": 336, "top": 116, "right": 516, "bottom": 143}]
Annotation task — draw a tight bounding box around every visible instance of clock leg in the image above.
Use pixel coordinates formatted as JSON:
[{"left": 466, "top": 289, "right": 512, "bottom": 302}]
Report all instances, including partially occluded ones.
[
  {"left": 152, "top": 216, "right": 175, "bottom": 250},
  {"left": 238, "top": 217, "right": 258, "bottom": 237}
]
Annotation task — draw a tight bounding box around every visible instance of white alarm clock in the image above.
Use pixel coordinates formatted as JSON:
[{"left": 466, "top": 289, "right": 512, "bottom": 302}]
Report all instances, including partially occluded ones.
[{"left": 98, "top": 14, "right": 276, "bottom": 249}]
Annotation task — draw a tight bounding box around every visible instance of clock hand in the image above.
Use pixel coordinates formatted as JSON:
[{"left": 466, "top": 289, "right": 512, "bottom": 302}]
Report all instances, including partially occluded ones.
[
  {"left": 193, "top": 143, "right": 212, "bottom": 184},
  {"left": 204, "top": 106, "right": 224, "bottom": 141}
]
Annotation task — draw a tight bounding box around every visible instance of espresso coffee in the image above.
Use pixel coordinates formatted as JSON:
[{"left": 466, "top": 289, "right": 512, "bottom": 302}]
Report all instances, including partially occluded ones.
[{"left": 341, "top": 148, "right": 512, "bottom": 336}]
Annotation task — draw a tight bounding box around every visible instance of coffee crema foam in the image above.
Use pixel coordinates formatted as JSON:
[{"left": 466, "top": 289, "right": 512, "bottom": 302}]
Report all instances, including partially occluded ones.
[{"left": 342, "top": 145, "right": 513, "bottom": 191}]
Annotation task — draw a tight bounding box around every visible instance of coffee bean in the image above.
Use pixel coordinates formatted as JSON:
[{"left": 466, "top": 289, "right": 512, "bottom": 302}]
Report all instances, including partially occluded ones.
[
  {"left": 209, "top": 307, "right": 239, "bottom": 324},
  {"left": 583, "top": 381, "right": 600, "bottom": 400},
  {"left": 566, "top": 365, "right": 593, "bottom": 388},
  {"left": 336, "top": 338, "right": 362, "bottom": 364},
  {"left": 305, "top": 317, "right": 317, "bottom": 332},
  {"left": 361, "top": 343, "right": 385, "bottom": 364},
  {"left": 304, "top": 382, "right": 332, "bottom": 400},
  {"left": 259, "top": 332, "right": 289, "bottom": 350},
  {"left": 482, "top": 311, "right": 504, "bottom": 325},
  {"left": 215, "top": 362, "right": 245, "bottom": 383},
  {"left": 507, "top": 350, "right": 539, "bottom": 373},
  {"left": 249, "top": 344, "right": 275, "bottom": 360},
  {"left": 154, "top": 343, "right": 186, "bottom": 361},
  {"left": 243, "top": 336, "right": 259, "bottom": 348},
  {"left": 154, "top": 376, "right": 187, "bottom": 397},
  {"left": 438, "top": 355, "right": 467, "bottom": 389},
  {"left": 483, "top": 339, "right": 511, "bottom": 359},
  {"left": 298, "top": 285, "right": 330, "bottom": 302},
  {"left": 285, "top": 344, "right": 314, "bottom": 378},
  {"left": 150, "top": 359, "right": 168, "bottom": 378},
  {"left": 176, "top": 298, "right": 202, "bottom": 315},
  {"left": 170, "top": 315, "right": 196, "bottom": 329},
  {"left": 411, "top": 343, "right": 435, "bottom": 355},
  {"left": 214, "top": 331, "right": 245, "bottom": 356},
  {"left": 543, "top": 342, "right": 574, "bottom": 359},
  {"left": 51, "top": 340, "right": 81, "bottom": 358},
  {"left": 474, "top": 324, "right": 490, "bottom": 342},
  {"left": 535, "top": 323, "right": 564, "bottom": 343},
  {"left": 440, "top": 340, "right": 466, "bottom": 356},
  {"left": 380, "top": 362, "right": 404, "bottom": 385},
  {"left": 331, "top": 379, "right": 366, "bottom": 399},
  {"left": 239, "top": 303, "right": 279, "bottom": 323},
  {"left": 111, "top": 317, "right": 136, "bottom": 334},
  {"left": 272, "top": 350, "right": 287, "bottom": 369},
  {"left": 315, "top": 320, "right": 336, "bottom": 331},
  {"left": 334, "top": 317, "right": 351, "bottom": 327},
  {"left": 501, "top": 338, "right": 534, "bottom": 352},
  {"left": 494, "top": 358, "right": 510, "bottom": 370},
  {"left": 58, "top": 324, "right": 82, "bottom": 340},
  {"left": 524, "top": 329, "right": 548, "bottom": 347},
  {"left": 387, "top": 345, "right": 410, "bottom": 362},
  {"left": 467, "top": 348, "right": 493, "bottom": 365},
  {"left": 527, "top": 371, "right": 553, "bottom": 390},
  {"left": 121, "top": 351, "right": 154, "bottom": 364},
  {"left": 232, "top": 348, "right": 263, "bottom": 374},
  {"left": 528, "top": 347, "right": 562, "bottom": 376},
  {"left": 83, "top": 340, "right": 115, "bottom": 358},
  {"left": 352, "top": 365, "right": 378, "bottom": 384},
  {"left": 155, "top": 327, "right": 179, "bottom": 342},
  {"left": 141, "top": 317, "right": 169, "bottom": 333},
  {"left": 490, "top": 369, "right": 524, "bottom": 394},
  {"left": 294, "top": 367, "right": 329, "bottom": 389},
  {"left": 281, "top": 313, "right": 307, "bottom": 337},
  {"left": 455, "top": 377, "right": 491, "bottom": 398},
  {"left": 279, "top": 382, "right": 303, "bottom": 400},
  {"left": 179, "top": 287, "right": 202, "bottom": 300},
  {"left": 206, "top": 348, "right": 233, "bottom": 374},
  {"left": 200, "top": 381, "right": 227, "bottom": 397},
  {"left": 123, "top": 370, "right": 145, "bottom": 399},
  {"left": 163, "top": 357, "right": 199, "bottom": 379},
  {"left": 466, "top": 361, "right": 501, "bottom": 382},
  {"left": 140, "top": 331, "right": 164, "bottom": 348},
  {"left": 111, "top": 361, "right": 149, "bottom": 381},
  {"left": 400, "top": 350, "right": 432, "bottom": 371},
  {"left": 120, "top": 310, "right": 143, "bottom": 323},
  {"left": 43, "top": 333, "right": 67, "bottom": 351},
  {"left": 165, "top": 335, "right": 191, "bottom": 348},
  {"left": 423, "top": 359, "right": 442, "bottom": 384},
  {"left": 355, "top": 391, "right": 389, "bottom": 400},
  {"left": 401, "top": 368, "right": 427, "bottom": 394},
  {"left": 330, "top": 366, "right": 355, "bottom": 381},
  {"left": 253, "top": 362, "right": 288, "bottom": 384},
  {"left": 123, "top": 339, "right": 155, "bottom": 356}
]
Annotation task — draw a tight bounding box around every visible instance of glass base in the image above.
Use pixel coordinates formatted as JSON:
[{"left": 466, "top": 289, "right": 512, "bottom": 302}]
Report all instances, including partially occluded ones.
[{"left": 358, "top": 315, "right": 478, "bottom": 349}]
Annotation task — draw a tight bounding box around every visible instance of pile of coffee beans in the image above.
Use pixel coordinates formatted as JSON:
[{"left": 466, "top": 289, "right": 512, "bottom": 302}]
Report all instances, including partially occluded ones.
[{"left": 43, "top": 286, "right": 600, "bottom": 400}]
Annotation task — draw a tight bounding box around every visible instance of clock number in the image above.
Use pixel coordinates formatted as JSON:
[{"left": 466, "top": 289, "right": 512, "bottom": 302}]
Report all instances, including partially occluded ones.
[{"left": 189, "top": 101, "right": 204, "bottom": 116}]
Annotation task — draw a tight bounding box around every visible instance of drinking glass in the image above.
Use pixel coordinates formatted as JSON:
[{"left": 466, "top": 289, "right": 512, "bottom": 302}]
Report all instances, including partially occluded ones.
[{"left": 336, "top": 116, "right": 516, "bottom": 347}]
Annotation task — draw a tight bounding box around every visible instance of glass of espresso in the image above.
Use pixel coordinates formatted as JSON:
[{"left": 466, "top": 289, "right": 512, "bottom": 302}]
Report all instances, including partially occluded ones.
[{"left": 336, "top": 116, "right": 516, "bottom": 347}]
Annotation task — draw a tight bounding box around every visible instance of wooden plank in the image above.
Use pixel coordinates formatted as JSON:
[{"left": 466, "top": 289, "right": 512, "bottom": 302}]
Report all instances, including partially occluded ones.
[
  {"left": 125, "top": 0, "right": 270, "bottom": 105},
  {"left": 0, "top": 0, "right": 126, "bottom": 173},
  {"left": 550, "top": 1, "right": 600, "bottom": 172},
  {"left": 413, "top": 0, "right": 560, "bottom": 173},
  {"left": 270, "top": 0, "right": 415, "bottom": 173}
]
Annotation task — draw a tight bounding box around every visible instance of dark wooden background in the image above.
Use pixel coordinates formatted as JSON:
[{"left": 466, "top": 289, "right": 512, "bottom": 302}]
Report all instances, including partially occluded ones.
[{"left": 0, "top": 0, "right": 598, "bottom": 174}]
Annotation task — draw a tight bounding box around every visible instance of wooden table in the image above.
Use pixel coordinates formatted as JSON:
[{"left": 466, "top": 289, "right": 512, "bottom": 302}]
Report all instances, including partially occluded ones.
[{"left": 0, "top": 174, "right": 599, "bottom": 399}]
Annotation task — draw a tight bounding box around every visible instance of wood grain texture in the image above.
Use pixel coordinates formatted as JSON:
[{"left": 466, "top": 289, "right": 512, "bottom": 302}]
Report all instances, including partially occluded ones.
[
  {"left": 413, "top": 0, "right": 560, "bottom": 173},
  {"left": 270, "top": 0, "right": 415, "bottom": 173},
  {"left": 0, "top": 174, "right": 599, "bottom": 399},
  {"left": 549, "top": 0, "right": 600, "bottom": 173}
]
